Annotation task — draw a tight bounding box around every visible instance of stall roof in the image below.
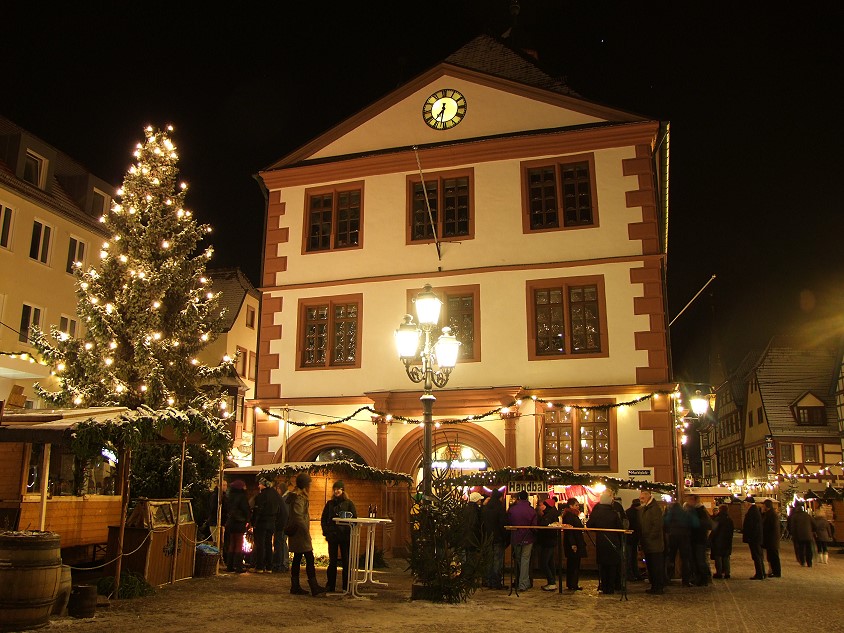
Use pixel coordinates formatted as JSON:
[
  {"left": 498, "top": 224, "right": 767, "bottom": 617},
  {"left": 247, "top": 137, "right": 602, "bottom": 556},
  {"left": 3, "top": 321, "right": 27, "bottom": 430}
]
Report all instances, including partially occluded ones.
[{"left": 0, "top": 407, "right": 129, "bottom": 443}]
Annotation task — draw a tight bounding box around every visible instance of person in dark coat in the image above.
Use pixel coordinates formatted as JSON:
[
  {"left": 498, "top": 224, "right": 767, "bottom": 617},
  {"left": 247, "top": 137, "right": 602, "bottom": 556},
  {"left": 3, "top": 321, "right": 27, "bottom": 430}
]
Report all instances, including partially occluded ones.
[
  {"left": 320, "top": 480, "right": 357, "bottom": 592},
  {"left": 626, "top": 498, "right": 643, "bottom": 580},
  {"left": 761, "top": 498, "right": 781, "bottom": 577},
  {"left": 742, "top": 496, "right": 766, "bottom": 579},
  {"left": 639, "top": 489, "right": 666, "bottom": 594},
  {"left": 459, "top": 491, "right": 484, "bottom": 554},
  {"left": 536, "top": 496, "right": 560, "bottom": 591},
  {"left": 813, "top": 506, "right": 835, "bottom": 564},
  {"left": 286, "top": 472, "right": 326, "bottom": 596},
  {"left": 586, "top": 490, "right": 623, "bottom": 595},
  {"left": 251, "top": 477, "right": 281, "bottom": 573},
  {"left": 664, "top": 500, "right": 697, "bottom": 586},
  {"left": 481, "top": 488, "right": 508, "bottom": 589},
  {"left": 224, "top": 479, "right": 250, "bottom": 573},
  {"left": 562, "top": 497, "right": 587, "bottom": 590},
  {"left": 207, "top": 479, "right": 228, "bottom": 549},
  {"left": 709, "top": 503, "right": 734, "bottom": 579},
  {"left": 787, "top": 501, "right": 815, "bottom": 567},
  {"left": 272, "top": 482, "right": 290, "bottom": 573},
  {"left": 686, "top": 494, "right": 712, "bottom": 586}
]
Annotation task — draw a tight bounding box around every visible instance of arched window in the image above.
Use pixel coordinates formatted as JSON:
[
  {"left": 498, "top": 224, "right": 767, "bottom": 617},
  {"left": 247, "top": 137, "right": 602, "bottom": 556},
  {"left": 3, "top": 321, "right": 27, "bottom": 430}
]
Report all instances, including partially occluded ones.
[{"left": 312, "top": 447, "right": 366, "bottom": 465}]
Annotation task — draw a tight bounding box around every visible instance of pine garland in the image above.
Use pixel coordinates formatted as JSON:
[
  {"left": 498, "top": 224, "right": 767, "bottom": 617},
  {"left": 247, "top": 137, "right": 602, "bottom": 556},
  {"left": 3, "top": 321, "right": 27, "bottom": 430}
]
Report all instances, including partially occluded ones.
[{"left": 259, "top": 459, "right": 412, "bottom": 485}]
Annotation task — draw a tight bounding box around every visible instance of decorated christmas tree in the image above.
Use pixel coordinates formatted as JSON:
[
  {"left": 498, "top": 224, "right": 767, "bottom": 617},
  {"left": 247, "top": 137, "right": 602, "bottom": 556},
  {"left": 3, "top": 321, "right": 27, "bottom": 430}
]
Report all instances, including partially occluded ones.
[{"left": 31, "top": 125, "right": 233, "bottom": 497}]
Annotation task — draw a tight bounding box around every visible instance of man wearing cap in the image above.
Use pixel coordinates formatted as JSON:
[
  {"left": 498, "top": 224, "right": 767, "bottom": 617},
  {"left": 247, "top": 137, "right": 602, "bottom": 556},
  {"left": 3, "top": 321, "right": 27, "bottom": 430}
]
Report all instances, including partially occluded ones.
[
  {"left": 251, "top": 478, "right": 281, "bottom": 573},
  {"left": 507, "top": 490, "right": 537, "bottom": 591},
  {"left": 481, "top": 488, "right": 508, "bottom": 589},
  {"left": 459, "top": 492, "right": 484, "bottom": 566},
  {"left": 742, "top": 496, "right": 765, "bottom": 579},
  {"left": 638, "top": 489, "right": 665, "bottom": 594},
  {"left": 320, "top": 480, "right": 357, "bottom": 592}
]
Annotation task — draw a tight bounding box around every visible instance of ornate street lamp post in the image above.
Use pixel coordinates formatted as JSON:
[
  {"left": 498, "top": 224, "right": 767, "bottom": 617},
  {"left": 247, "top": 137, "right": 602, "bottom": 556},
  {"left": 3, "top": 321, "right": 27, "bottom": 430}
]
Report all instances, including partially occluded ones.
[{"left": 395, "top": 284, "right": 460, "bottom": 498}]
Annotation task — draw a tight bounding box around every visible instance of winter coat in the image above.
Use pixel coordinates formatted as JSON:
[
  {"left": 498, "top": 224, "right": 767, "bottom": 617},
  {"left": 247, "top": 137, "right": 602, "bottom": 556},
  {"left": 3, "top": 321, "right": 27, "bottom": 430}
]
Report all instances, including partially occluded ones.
[
  {"left": 286, "top": 486, "right": 313, "bottom": 553},
  {"left": 321, "top": 494, "right": 357, "bottom": 541},
  {"left": 562, "top": 507, "right": 586, "bottom": 558},
  {"left": 709, "top": 509, "right": 734, "bottom": 559},
  {"left": 225, "top": 488, "right": 251, "bottom": 534},
  {"left": 665, "top": 502, "right": 697, "bottom": 537},
  {"left": 208, "top": 486, "right": 228, "bottom": 527},
  {"left": 626, "top": 505, "right": 642, "bottom": 540},
  {"left": 788, "top": 507, "right": 814, "bottom": 542},
  {"left": 690, "top": 505, "right": 712, "bottom": 546},
  {"left": 275, "top": 491, "right": 290, "bottom": 531},
  {"left": 251, "top": 486, "right": 281, "bottom": 528},
  {"left": 742, "top": 504, "right": 763, "bottom": 544},
  {"left": 536, "top": 503, "right": 561, "bottom": 547},
  {"left": 639, "top": 499, "right": 665, "bottom": 553},
  {"left": 481, "top": 496, "right": 508, "bottom": 545},
  {"left": 459, "top": 500, "right": 483, "bottom": 550},
  {"left": 507, "top": 499, "right": 537, "bottom": 546},
  {"left": 813, "top": 516, "right": 835, "bottom": 543},
  {"left": 761, "top": 508, "right": 781, "bottom": 550},
  {"left": 586, "top": 502, "right": 622, "bottom": 564}
]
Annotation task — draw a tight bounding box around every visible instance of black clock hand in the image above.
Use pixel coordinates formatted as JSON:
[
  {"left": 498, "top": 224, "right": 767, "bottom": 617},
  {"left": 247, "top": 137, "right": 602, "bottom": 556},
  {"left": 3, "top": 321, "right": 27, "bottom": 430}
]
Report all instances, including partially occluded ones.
[{"left": 437, "top": 101, "right": 447, "bottom": 128}]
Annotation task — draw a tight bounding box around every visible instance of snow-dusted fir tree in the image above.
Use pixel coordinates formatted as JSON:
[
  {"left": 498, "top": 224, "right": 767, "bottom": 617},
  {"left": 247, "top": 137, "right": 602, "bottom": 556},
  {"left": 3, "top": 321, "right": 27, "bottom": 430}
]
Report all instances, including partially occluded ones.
[{"left": 32, "top": 125, "right": 234, "bottom": 414}]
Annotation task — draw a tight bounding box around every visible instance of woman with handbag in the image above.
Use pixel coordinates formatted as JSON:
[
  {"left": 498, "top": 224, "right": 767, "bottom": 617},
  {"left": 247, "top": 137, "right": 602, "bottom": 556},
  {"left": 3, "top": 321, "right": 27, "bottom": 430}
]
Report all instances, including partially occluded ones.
[{"left": 285, "top": 472, "right": 326, "bottom": 596}]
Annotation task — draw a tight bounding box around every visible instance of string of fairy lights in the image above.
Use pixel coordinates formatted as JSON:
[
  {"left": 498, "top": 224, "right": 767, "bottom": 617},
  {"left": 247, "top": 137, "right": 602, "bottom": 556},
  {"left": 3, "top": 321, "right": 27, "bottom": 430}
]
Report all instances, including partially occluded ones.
[{"left": 255, "top": 390, "right": 677, "bottom": 429}]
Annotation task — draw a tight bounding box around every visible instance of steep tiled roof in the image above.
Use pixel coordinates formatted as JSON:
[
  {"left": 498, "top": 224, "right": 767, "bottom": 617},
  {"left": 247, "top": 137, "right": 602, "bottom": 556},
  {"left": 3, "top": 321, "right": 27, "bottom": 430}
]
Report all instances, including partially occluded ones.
[
  {"left": 0, "top": 115, "right": 109, "bottom": 235},
  {"left": 755, "top": 336, "right": 839, "bottom": 438},
  {"left": 445, "top": 34, "right": 580, "bottom": 97},
  {"left": 208, "top": 267, "right": 259, "bottom": 332}
]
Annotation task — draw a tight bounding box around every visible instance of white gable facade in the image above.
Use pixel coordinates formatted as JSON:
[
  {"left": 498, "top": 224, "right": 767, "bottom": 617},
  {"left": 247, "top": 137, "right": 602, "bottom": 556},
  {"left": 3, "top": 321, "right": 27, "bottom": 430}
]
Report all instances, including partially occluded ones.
[{"left": 253, "top": 38, "right": 673, "bottom": 551}]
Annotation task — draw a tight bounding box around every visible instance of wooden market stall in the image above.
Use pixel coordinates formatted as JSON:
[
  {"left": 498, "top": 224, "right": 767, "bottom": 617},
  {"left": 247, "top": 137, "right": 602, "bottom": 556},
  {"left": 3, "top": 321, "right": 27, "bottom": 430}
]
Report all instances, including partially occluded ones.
[
  {"left": 0, "top": 407, "right": 127, "bottom": 561},
  {"left": 224, "top": 462, "right": 413, "bottom": 559},
  {"left": 106, "top": 499, "right": 196, "bottom": 586}
]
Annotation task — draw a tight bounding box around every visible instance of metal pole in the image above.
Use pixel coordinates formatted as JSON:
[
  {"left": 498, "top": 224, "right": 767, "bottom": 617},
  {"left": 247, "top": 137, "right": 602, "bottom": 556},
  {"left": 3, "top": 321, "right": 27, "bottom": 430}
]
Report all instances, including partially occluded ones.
[{"left": 421, "top": 393, "right": 435, "bottom": 498}]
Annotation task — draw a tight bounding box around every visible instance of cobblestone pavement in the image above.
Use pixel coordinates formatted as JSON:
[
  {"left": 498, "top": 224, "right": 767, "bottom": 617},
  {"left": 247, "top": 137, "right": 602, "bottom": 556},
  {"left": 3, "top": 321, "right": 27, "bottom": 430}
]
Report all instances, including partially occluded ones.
[{"left": 46, "top": 538, "right": 842, "bottom": 633}]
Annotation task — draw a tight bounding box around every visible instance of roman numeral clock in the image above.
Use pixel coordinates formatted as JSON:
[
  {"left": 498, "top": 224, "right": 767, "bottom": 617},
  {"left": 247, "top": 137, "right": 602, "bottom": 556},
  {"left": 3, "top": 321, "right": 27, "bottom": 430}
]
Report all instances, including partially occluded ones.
[{"left": 422, "top": 88, "right": 467, "bottom": 130}]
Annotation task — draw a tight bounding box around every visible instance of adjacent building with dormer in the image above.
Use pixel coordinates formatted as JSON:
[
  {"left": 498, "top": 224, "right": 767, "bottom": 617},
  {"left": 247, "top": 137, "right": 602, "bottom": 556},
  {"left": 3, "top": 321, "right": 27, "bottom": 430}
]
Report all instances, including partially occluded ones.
[
  {"left": 0, "top": 115, "right": 112, "bottom": 409},
  {"left": 737, "top": 336, "right": 842, "bottom": 494},
  {"left": 251, "top": 35, "right": 673, "bottom": 553}
]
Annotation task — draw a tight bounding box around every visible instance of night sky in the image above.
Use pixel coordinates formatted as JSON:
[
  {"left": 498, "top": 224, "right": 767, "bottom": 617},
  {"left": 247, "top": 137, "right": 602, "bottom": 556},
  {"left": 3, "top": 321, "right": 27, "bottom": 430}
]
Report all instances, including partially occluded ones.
[{"left": 5, "top": 2, "right": 843, "bottom": 381}]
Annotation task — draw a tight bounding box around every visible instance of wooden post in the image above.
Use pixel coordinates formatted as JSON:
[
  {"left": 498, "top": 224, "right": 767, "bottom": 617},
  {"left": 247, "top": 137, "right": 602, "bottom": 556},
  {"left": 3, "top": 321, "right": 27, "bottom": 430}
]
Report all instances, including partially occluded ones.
[
  {"left": 113, "top": 447, "right": 131, "bottom": 599},
  {"left": 38, "top": 444, "right": 51, "bottom": 530},
  {"left": 170, "top": 438, "right": 187, "bottom": 584}
]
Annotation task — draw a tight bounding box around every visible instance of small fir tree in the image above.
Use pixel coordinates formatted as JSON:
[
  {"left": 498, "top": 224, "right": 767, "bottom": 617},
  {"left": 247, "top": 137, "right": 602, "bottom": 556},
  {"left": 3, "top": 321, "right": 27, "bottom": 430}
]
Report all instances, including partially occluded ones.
[
  {"left": 31, "top": 125, "right": 233, "bottom": 497},
  {"left": 408, "top": 468, "right": 489, "bottom": 603}
]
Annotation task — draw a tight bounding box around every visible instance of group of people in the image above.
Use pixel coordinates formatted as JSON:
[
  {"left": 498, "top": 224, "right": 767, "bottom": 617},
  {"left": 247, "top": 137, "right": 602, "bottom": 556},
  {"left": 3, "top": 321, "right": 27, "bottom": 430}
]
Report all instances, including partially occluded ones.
[
  {"left": 467, "top": 487, "right": 628, "bottom": 594},
  {"left": 631, "top": 492, "right": 837, "bottom": 596},
  {"left": 468, "top": 486, "right": 837, "bottom": 597},
  {"left": 207, "top": 473, "right": 358, "bottom": 597},
  {"left": 742, "top": 496, "right": 836, "bottom": 575}
]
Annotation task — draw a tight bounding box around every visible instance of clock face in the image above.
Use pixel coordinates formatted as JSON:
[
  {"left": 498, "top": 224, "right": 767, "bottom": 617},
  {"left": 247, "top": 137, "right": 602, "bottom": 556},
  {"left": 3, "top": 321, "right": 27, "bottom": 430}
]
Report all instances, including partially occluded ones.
[{"left": 423, "top": 89, "right": 467, "bottom": 130}]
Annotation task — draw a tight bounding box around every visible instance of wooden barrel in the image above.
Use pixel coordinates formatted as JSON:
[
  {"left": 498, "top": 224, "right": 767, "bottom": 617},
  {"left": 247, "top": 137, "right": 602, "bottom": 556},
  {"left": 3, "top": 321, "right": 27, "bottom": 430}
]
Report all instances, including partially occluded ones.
[
  {"left": 67, "top": 585, "right": 97, "bottom": 619},
  {"left": 52, "top": 565, "right": 73, "bottom": 616},
  {"left": 0, "top": 530, "right": 63, "bottom": 632}
]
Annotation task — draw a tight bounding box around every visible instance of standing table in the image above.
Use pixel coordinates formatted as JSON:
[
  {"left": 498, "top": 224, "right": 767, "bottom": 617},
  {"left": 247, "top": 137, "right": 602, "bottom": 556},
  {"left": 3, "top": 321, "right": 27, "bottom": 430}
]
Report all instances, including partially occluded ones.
[{"left": 334, "top": 517, "right": 392, "bottom": 598}]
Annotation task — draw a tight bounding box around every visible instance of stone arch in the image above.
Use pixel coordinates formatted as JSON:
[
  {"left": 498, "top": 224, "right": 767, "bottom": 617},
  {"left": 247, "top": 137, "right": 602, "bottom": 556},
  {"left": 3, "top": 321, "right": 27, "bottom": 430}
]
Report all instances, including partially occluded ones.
[
  {"left": 386, "top": 422, "right": 506, "bottom": 475},
  {"left": 278, "top": 425, "right": 378, "bottom": 466}
]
